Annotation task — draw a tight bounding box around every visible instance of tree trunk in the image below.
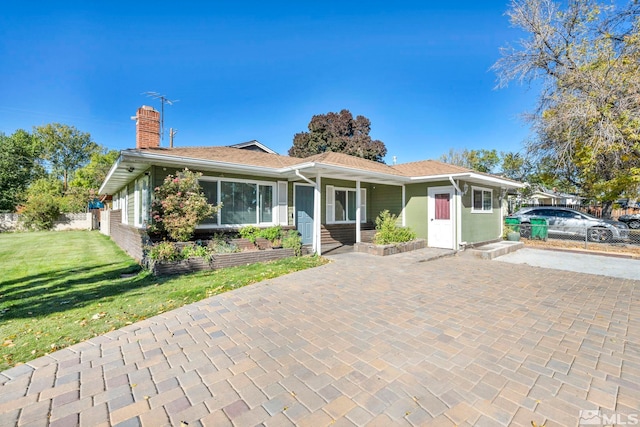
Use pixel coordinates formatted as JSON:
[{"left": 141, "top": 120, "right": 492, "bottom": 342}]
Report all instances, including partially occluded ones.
[{"left": 601, "top": 201, "right": 613, "bottom": 219}]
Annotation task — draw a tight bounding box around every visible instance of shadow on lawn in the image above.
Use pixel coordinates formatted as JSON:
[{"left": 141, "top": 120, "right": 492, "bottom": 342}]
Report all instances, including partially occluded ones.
[
  {"left": 0, "top": 263, "right": 135, "bottom": 296},
  {"left": 0, "top": 263, "right": 168, "bottom": 321}
]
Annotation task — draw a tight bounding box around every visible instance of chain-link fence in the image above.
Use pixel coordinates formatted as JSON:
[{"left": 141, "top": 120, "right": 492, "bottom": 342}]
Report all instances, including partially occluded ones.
[{"left": 505, "top": 219, "right": 639, "bottom": 249}]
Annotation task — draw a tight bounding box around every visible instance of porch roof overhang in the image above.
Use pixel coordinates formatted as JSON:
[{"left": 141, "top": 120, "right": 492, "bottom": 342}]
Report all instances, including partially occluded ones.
[
  {"left": 408, "top": 172, "right": 524, "bottom": 189},
  {"left": 283, "top": 162, "right": 407, "bottom": 186}
]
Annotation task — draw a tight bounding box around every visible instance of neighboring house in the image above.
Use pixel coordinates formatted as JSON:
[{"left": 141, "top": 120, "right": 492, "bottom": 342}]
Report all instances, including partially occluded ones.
[
  {"left": 99, "top": 106, "right": 523, "bottom": 257},
  {"left": 527, "top": 187, "right": 583, "bottom": 207}
]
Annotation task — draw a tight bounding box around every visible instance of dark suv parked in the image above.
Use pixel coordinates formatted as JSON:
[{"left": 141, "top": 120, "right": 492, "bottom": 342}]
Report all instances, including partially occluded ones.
[
  {"left": 508, "top": 207, "right": 630, "bottom": 242},
  {"left": 618, "top": 214, "right": 640, "bottom": 229}
]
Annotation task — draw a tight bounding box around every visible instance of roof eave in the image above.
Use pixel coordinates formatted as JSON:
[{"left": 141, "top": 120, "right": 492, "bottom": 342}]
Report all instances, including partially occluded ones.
[
  {"left": 409, "top": 172, "right": 524, "bottom": 188},
  {"left": 98, "top": 154, "right": 123, "bottom": 195},
  {"left": 99, "top": 150, "right": 289, "bottom": 195},
  {"left": 287, "top": 162, "right": 409, "bottom": 185}
]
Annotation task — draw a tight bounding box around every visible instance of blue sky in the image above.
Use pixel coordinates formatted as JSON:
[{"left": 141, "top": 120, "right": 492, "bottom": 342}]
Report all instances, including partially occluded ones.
[{"left": 0, "top": 1, "right": 536, "bottom": 164}]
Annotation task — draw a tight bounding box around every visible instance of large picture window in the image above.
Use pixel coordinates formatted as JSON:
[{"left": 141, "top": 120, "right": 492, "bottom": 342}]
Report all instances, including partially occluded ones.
[
  {"left": 198, "top": 178, "right": 277, "bottom": 226},
  {"left": 200, "top": 180, "right": 218, "bottom": 225},
  {"left": 221, "top": 181, "right": 257, "bottom": 225},
  {"left": 259, "top": 185, "right": 273, "bottom": 223},
  {"left": 472, "top": 186, "right": 493, "bottom": 213}
]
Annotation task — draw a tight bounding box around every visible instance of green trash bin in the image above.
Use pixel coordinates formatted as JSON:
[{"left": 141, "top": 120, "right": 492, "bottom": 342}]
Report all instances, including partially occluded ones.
[
  {"left": 505, "top": 217, "right": 520, "bottom": 233},
  {"left": 530, "top": 217, "right": 548, "bottom": 240}
]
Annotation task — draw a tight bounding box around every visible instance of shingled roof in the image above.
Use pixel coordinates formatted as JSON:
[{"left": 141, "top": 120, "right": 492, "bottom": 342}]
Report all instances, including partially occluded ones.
[
  {"left": 391, "top": 159, "right": 473, "bottom": 176},
  {"left": 300, "top": 152, "right": 407, "bottom": 177},
  {"left": 138, "top": 147, "right": 410, "bottom": 176},
  {"left": 139, "top": 146, "right": 300, "bottom": 169},
  {"left": 101, "top": 145, "right": 522, "bottom": 195}
]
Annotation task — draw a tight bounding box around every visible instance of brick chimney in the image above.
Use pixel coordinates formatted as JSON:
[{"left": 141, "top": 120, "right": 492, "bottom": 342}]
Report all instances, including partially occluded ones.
[{"left": 133, "top": 106, "right": 160, "bottom": 149}]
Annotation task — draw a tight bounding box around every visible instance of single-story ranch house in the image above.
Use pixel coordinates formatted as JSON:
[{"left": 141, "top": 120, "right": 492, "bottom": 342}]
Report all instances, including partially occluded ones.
[{"left": 99, "top": 106, "right": 523, "bottom": 258}]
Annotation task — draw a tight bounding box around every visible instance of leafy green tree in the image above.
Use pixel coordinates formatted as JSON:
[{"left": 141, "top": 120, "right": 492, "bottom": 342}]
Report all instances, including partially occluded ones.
[
  {"left": 439, "top": 148, "right": 500, "bottom": 173},
  {"left": 33, "top": 123, "right": 99, "bottom": 191},
  {"left": 500, "top": 151, "right": 535, "bottom": 182},
  {"left": 19, "top": 178, "right": 63, "bottom": 230},
  {"left": 0, "top": 130, "right": 45, "bottom": 211},
  {"left": 289, "top": 110, "right": 387, "bottom": 162},
  {"left": 70, "top": 149, "right": 119, "bottom": 190},
  {"left": 492, "top": 0, "right": 640, "bottom": 217},
  {"left": 63, "top": 149, "right": 120, "bottom": 212}
]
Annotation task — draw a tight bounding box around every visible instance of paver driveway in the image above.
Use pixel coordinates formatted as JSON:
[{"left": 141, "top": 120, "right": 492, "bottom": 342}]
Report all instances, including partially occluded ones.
[{"left": 1, "top": 249, "right": 639, "bottom": 426}]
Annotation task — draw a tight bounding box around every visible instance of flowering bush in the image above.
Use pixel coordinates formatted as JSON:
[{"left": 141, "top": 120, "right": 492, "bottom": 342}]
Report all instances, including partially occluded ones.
[{"left": 150, "top": 169, "right": 218, "bottom": 241}]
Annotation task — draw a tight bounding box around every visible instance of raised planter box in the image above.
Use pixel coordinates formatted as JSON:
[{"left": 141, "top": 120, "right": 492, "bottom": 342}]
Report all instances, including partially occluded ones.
[
  {"left": 150, "top": 248, "right": 296, "bottom": 276},
  {"left": 353, "top": 239, "right": 426, "bottom": 256}
]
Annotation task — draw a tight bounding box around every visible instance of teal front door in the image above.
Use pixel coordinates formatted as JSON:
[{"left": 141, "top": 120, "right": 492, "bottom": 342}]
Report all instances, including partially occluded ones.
[{"left": 295, "top": 185, "right": 314, "bottom": 245}]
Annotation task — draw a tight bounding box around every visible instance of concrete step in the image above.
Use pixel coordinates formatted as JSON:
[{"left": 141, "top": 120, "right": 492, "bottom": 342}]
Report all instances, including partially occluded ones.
[{"left": 468, "top": 240, "right": 524, "bottom": 260}]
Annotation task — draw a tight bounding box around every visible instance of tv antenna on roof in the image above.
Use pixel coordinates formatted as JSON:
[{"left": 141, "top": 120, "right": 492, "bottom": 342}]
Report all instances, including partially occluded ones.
[{"left": 143, "top": 92, "right": 178, "bottom": 142}]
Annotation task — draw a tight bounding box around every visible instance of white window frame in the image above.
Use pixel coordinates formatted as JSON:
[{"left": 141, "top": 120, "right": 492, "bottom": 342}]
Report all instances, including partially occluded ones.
[
  {"left": 326, "top": 185, "right": 366, "bottom": 224},
  {"left": 113, "top": 191, "right": 120, "bottom": 210},
  {"left": 198, "top": 177, "right": 277, "bottom": 228},
  {"left": 471, "top": 186, "right": 493, "bottom": 214},
  {"left": 117, "top": 188, "right": 129, "bottom": 225},
  {"left": 134, "top": 174, "right": 150, "bottom": 228},
  {"left": 277, "top": 181, "right": 288, "bottom": 226}
]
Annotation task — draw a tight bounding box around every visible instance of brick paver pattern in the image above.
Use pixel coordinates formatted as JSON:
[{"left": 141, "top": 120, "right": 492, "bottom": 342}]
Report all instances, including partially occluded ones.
[{"left": 1, "top": 249, "right": 639, "bottom": 426}]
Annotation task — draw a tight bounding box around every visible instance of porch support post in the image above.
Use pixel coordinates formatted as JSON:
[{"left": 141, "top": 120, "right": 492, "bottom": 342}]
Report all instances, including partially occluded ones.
[
  {"left": 456, "top": 181, "right": 462, "bottom": 250},
  {"left": 315, "top": 174, "right": 322, "bottom": 255},
  {"left": 355, "top": 180, "right": 361, "bottom": 243},
  {"left": 449, "top": 177, "right": 463, "bottom": 251},
  {"left": 401, "top": 185, "right": 406, "bottom": 226}
]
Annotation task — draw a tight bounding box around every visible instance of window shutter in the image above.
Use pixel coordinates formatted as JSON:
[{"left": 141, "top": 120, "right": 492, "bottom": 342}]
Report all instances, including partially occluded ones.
[
  {"left": 326, "top": 185, "right": 334, "bottom": 223},
  {"left": 277, "top": 181, "right": 288, "bottom": 225},
  {"left": 360, "top": 189, "right": 367, "bottom": 223}
]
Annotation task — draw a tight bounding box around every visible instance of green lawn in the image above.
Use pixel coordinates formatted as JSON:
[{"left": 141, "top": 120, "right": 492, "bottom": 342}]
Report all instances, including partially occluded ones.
[{"left": 0, "top": 230, "right": 327, "bottom": 371}]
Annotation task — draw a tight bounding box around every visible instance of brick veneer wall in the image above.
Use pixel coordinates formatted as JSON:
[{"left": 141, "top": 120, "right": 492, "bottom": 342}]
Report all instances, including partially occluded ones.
[
  {"left": 151, "top": 248, "right": 296, "bottom": 276},
  {"left": 321, "top": 223, "right": 375, "bottom": 246},
  {"left": 109, "top": 210, "right": 150, "bottom": 262},
  {"left": 354, "top": 238, "right": 426, "bottom": 256}
]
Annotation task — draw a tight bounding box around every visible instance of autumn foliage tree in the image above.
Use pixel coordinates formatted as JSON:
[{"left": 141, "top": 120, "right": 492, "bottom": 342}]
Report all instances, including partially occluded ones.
[
  {"left": 289, "top": 110, "right": 387, "bottom": 163},
  {"left": 493, "top": 0, "right": 640, "bottom": 216}
]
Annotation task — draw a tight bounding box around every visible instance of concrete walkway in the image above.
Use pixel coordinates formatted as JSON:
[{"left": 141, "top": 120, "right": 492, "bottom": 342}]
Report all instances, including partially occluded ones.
[
  {"left": 495, "top": 247, "right": 640, "bottom": 281},
  {"left": 1, "top": 248, "right": 639, "bottom": 426}
]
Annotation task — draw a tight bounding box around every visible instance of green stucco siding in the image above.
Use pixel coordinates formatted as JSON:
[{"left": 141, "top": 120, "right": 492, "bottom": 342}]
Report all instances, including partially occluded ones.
[
  {"left": 460, "top": 181, "right": 503, "bottom": 243},
  {"left": 404, "top": 183, "right": 429, "bottom": 239},
  {"left": 370, "top": 184, "right": 403, "bottom": 222}
]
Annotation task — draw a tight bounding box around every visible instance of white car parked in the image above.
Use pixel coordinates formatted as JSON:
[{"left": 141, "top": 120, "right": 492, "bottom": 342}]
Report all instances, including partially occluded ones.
[{"left": 508, "top": 207, "right": 630, "bottom": 242}]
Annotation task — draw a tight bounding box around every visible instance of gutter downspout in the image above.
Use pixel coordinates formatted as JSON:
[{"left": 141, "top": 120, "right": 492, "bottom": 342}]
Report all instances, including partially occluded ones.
[
  {"left": 295, "top": 170, "right": 320, "bottom": 255},
  {"left": 448, "top": 176, "right": 462, "bottom": 251}
]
